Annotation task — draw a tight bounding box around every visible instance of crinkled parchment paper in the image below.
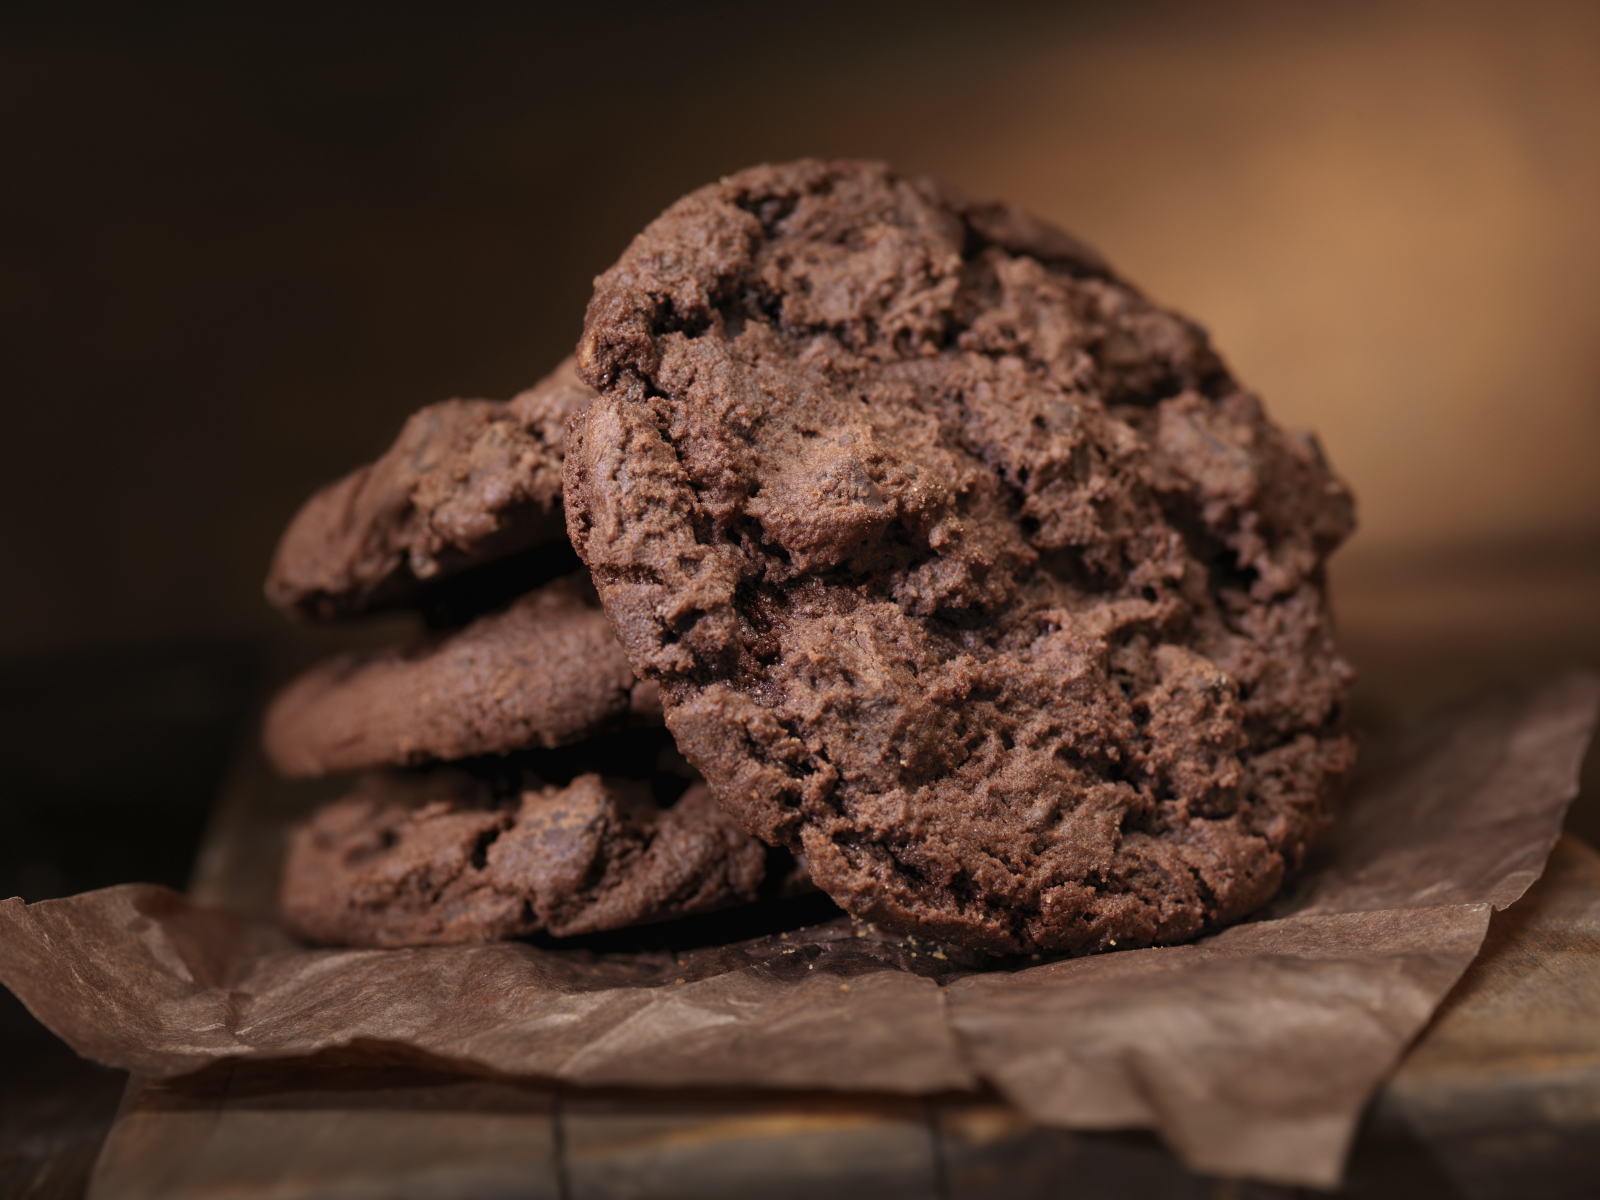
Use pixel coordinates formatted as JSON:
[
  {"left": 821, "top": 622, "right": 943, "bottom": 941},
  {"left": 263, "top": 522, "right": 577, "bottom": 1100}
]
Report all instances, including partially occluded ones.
[{"left": 2, "top": 672, "right": 1596, "bottom": 1187}]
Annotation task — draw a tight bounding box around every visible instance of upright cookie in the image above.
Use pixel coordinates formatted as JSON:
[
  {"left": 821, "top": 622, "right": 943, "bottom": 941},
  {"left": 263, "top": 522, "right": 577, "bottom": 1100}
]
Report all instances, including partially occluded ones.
[
  {"left": 263, "top": 572, "right": 660, "bottom": 778},
  {"left": 267, "top": 356, "right": 596, "bottom": 621},
  {"left": 283, "top": 770, "right": 769, "bottom": 946},
  {"left": 567, "top": 160, "right": 1356, "bottom": 956}
]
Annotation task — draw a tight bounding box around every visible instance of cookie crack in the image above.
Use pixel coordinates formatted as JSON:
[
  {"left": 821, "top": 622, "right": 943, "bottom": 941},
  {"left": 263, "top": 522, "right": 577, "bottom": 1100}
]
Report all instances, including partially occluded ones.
[{"left": 469, "top": 825, "right": 503, "bottom": 871}]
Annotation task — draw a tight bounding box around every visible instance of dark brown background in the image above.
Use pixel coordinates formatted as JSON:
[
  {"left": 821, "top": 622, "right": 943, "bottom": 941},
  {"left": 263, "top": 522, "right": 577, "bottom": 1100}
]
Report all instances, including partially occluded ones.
[
  {"left": 2, "top": 0, "right": 1598, "bottom": 888},
  {"left": 3, "top": 0, "right": 1596, "bottom": 646},
  {"left": 3, "top": 0, "right": 1599, "bottom": 882}
]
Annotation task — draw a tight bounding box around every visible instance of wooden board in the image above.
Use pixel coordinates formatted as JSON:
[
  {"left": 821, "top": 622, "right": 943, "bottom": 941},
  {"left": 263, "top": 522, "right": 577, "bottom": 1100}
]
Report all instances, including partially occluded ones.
[
  {"left": 80, "top": 796, "right": 1600, "bottom": 1198},
  {"left": 1380, "top": 835, "right": 1600, "bottom": 1199},
  {"left": 88, "top": 1069, "right": 1314, "bottom": 1200},
  {"left": 91, "top": 728, "right": 1600, "bottom": 1200}
]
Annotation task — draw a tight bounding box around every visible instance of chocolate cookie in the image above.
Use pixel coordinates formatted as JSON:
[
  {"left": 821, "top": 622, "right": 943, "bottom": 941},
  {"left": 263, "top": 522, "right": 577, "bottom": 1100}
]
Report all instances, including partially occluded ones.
[
  {"left": 566, "top": 159, "right": 1356, "bottom": 956},
  {"left": 263, "top": 572, "right": 660, "bottom": 778},
  {"left": 283, "top": 770, "right": 769, "bottom": 946},
  {"left": 266, "top": 356, "right": 596, "bottom": 621}
]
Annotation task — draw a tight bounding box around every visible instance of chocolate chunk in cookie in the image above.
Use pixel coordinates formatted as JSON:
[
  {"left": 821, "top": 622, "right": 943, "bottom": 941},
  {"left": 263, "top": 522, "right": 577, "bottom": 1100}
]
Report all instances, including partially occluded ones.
[
  {"left": 263, "top": 571, "right": 660, "bottom": 778},
  {"left": 566, "top": 159, "right": 1355, "bottom": 956},
  {"left": 282, "top": 770, "right": 769, "bottom": 946},
  {"left": 266, "top": 356, "right": 596, "bottom": 621}
]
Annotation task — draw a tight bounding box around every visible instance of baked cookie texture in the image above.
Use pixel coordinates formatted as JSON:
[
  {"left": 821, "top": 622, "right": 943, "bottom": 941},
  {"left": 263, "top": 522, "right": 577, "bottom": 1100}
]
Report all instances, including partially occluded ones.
[
  {"left": 283, "top": 770, "right": 768, "bottom": 947},
  {"left": 566, "top": 159, "right": 1357, "bottom": 956},
  {"left": 266, "top": 356, "right": 596, "bottom": 621},
  {"left": 263, "top": 572, "right": 660, "bottom": 778}
]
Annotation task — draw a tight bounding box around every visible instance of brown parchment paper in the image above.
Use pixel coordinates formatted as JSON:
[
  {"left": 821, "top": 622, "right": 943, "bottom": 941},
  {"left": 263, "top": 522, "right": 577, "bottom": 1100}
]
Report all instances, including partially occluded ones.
[{"left": 3, "top": 672, "right": 1597, "bottom": 1188}]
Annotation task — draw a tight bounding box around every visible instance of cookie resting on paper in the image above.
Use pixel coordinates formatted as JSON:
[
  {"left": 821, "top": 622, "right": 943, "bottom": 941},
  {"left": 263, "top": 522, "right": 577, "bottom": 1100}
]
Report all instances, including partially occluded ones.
[
  {"left": 263, "top": 572, "right": 660, "bottom": 778},
  {"left": 282, "top": 770, "right": 769, "bottom": 946},
  {"left": 267, "top": 356, "right": 596, "bottom": 621},
  {"left": 565, "top": 158, "right": 1357, "bottom": 956}
]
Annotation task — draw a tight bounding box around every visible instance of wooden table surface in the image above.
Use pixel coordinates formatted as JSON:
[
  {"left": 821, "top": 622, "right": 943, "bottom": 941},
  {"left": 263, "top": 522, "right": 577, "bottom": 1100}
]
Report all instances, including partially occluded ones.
[
  {"left": 70, "top": 737, "right": 1600, "bottom": 1200},
  {"left": 3, "top": 551, "right": 1598, "bottom": 1199},
  {"left": 1, "top": 540, "right": 1595, "bottom": 1199}
]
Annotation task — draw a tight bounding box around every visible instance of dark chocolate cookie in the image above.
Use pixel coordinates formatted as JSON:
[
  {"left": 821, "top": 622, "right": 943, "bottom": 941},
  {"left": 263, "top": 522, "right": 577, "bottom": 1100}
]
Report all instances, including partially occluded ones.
[
  {"left": 263, "top": 572, "right": 660, "bottom": 777},
  {"left": 282, "top": 770, "right": 768, "bottom": 946},
  {"left": 566, "top": 159, "right": 1356, "bottom": 956},
  {"left": 266, "top": 356, "right": 596, "bottom": 621}
]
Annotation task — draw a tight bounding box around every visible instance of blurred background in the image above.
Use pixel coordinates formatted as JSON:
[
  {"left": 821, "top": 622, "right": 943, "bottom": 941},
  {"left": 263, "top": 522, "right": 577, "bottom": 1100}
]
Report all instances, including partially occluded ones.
[
  {"left": 4, "top": 0, "right": 1600, "bottom": 893},
  {"left": 4, "top": 0, "right": 1599, "bottom": 887},
  {"left": 2, "top": 0, "right": 1598, "bottom": 1182}
]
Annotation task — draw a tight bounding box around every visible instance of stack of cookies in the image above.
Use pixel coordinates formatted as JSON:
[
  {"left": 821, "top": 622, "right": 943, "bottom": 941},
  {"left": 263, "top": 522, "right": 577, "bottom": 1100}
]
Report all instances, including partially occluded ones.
[
  {"left": 266, "top": 159, "right": 1357, "bottom": 957},
  {"left": 263, "top": 360, "right": 795, "bottom": 948}
]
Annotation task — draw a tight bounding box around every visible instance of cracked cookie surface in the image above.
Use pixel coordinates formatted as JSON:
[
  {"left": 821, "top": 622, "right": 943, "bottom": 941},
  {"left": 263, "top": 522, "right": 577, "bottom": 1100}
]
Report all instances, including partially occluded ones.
[
  {"left": 566, "top": 159, "right": 1356, "bottom": 955},
  {"left": 267, "top": 356, "right": 596, "bottom": 620},
  {"left": 282, "top": 770, "right": 769, "bottom": 946},
  {"left": 264, "top": 571, "right": 659, "bottom": 777}
]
